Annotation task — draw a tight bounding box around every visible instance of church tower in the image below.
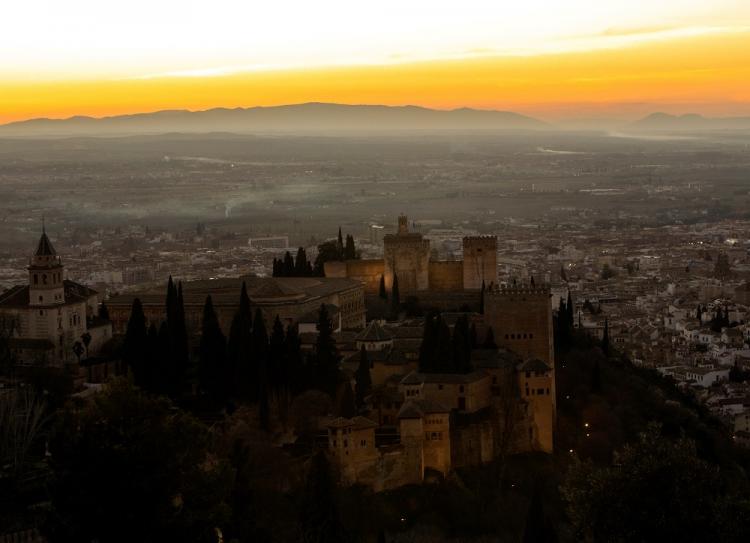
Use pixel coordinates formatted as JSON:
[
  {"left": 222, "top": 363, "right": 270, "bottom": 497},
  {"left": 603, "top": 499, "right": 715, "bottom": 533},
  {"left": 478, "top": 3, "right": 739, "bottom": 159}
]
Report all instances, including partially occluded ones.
[{"left": 28, "top": 226, "right": 65, "bottom": 307}]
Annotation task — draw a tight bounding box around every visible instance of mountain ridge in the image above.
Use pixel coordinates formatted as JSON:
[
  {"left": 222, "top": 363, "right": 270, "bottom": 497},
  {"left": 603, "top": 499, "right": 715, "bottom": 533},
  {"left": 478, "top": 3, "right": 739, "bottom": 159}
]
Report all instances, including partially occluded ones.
[{"left": 0, "top": 102, "right": 548, "bottom": 136}]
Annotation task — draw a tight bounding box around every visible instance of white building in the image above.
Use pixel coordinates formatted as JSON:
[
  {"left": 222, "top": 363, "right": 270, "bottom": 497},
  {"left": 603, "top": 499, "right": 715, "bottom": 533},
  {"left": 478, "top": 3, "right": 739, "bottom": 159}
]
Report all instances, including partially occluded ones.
[{"left": 0, "top": 229, "right": 111, "bottom": 366}]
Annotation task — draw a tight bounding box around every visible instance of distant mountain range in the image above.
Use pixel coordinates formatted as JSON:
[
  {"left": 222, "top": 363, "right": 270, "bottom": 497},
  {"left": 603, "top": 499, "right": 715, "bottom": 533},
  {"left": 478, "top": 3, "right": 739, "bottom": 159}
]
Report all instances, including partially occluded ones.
[
  {"left": 2, "top": 104, "right": 750, "bottom": 137},
  {"left": 0, "top": 103, "right": 547, "bottom": 137},
  {"left": 629, "top": 112, "right": 750, "bottom": 131}
]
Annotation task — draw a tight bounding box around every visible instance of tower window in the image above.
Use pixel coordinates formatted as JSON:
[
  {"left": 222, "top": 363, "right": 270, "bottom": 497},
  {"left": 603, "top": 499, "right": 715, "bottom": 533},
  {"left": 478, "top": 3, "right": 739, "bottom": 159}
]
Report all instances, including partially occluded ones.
[
  {"left": 42, "top": 274, "right": 47, "bottom": 285},
  {"left": 38, "top": 296, "right": 43, "bottom": 302},
  {"left": 33, "top": 274, "right": 38, "bottom": 285}
]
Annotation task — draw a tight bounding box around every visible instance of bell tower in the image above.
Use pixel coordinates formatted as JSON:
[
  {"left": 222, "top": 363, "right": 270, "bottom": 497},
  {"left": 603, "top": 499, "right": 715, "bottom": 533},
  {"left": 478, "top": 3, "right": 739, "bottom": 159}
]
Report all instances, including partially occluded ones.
[{"left": 28, "top": 225, "right": 65, "bottom": 307}]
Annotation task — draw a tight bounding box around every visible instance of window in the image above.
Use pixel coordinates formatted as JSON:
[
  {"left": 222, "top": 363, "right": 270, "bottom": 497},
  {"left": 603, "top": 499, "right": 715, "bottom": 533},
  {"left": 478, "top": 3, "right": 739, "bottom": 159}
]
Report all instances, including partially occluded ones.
[
  {"left": 38, "top": 296, "right": 43, "bottom": 302},
  {"left": 33, "top": 274, "right": 38, "bottom": 285},
  {"left": 42, "top": 274, "right": 47, "bottom": 285},
  {"left": 526, "top": 371, "right": 531, "bottom": 378},
  {"left": 537, "top": 388, "right": 545, "bottom": 395},
  {"left": 438, "top": 384, "right": 443, "bottom": 390},
  {"left": 360, "top": 440, "right": 367, "bottom": 447},
  {"left": 529, "top": 333, "right": 534, "bottom": 339},
  {"left": 459, "top": 385, "right": 464, "bottom": 393}
]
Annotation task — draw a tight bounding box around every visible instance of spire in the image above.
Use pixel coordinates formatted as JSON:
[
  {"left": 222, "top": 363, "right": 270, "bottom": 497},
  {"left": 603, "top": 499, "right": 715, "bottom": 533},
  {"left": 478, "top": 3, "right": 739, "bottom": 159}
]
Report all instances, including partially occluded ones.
[{"left": 35, "top": 222, "right": 57, "bottom": 257}]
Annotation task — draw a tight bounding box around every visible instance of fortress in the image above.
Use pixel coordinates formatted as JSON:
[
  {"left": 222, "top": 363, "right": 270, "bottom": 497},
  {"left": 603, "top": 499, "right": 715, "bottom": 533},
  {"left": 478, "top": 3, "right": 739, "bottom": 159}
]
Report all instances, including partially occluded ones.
[
  {"left": 325, "top": 214, "right": 498, "bottom": 294},
  {"left": 322, "top": 216, "right": 556, "bottom": 489}
]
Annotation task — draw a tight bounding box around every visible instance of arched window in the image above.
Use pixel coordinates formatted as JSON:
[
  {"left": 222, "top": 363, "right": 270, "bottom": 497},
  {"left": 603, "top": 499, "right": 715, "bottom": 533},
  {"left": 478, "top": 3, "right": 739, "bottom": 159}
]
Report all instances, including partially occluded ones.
[{"left": 42, "top": 274, "right": 47, "bottom": 285}]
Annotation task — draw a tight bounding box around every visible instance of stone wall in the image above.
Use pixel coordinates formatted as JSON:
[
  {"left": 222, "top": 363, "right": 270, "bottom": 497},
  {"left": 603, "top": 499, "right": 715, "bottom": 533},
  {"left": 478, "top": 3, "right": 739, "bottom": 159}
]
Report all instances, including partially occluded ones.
[{"left": 428, "top": 261, "right": 464, "bottom": 292}]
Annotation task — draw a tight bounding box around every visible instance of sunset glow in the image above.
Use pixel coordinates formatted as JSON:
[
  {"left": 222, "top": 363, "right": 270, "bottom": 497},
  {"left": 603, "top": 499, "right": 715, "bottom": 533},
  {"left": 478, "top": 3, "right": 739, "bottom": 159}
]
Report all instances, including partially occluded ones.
[{"left": 2, "top": 0, "right": 750, "bottom": 122}]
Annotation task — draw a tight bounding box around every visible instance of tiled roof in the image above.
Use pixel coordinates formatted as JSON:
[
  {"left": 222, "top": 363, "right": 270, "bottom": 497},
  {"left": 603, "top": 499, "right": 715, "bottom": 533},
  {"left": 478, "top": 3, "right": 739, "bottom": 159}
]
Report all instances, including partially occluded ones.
[
  {"left": 325, "top": 416, "right": 378, "bottom": 430},
  {"left": 355, "top": 320, "right": 394, "bottom": 342},
  {"left": 35, "top": 231, "right": 56, "bottom": 256},
  {"left": 397, "top": 399, "right": 450, "bottom": 419}
]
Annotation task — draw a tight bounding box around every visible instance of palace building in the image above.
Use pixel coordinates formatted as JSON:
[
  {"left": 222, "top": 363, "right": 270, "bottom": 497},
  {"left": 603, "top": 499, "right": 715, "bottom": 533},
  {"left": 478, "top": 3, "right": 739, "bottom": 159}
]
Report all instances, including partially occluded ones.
[
  {"left": 0, "top": 229, "right": 110, "bottom": 366},
  {"left": 107, "top": 276, "right": 366, "bottom": 336},
  {"left": 324, "top": 214, "right": 497, "bottom": 294}
]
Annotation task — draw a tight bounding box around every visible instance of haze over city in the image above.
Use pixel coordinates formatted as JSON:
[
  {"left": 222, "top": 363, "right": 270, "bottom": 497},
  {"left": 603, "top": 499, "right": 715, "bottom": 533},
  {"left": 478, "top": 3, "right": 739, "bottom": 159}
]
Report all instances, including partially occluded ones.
[{"left": 2, "top": 2, "right": 750, "bottom": 542}]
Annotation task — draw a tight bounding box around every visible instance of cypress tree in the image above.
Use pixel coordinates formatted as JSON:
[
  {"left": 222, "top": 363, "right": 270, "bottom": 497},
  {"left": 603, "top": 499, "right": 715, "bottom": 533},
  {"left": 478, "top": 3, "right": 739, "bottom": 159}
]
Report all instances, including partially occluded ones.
[
  {"left": 354, "top": 345, "right": 372, "bottom": 408},
  {"left": 295, "top": 247, "right": 308, "bottom": 276},
  {"left": 391, "top": 273, "right": 401, "bottom": 316},
  {"left": 469, "top": 322, "right": 478, "bottom": 350},
  {"left": 155, "top": 321, "right": 171, "bottom": 395},
  {"left": 250, "top": 308, "right": 269, "bottom": 405},
  {"left": 99, "top": 302, "right": 110, "bottom": 321},
  {"left": 172, "top": 281, "right": 190, "bottom": 393},
  {"left": 228, "top": 282, "right": 253, "bottom": 399},
  {"left": 451, "top": 315, "right": 472, "bottom": 373},
  {"left": 344, "top": 234, "right": 356, "bottom": 260},
  {"left": 483, "top": 326, "right": 497, "bottom": 349},
  {"left": 314, "top": 304, "right": 340, "bottom": 396},
  {"left": 282, "top": 251, "right": 295, "bottom": 276},
  {"left": 123, "top": 298, "right": 148, "bottom": 384},
  {"left": 269, "top": 315, "right": 287, "bottom": 393},
  {"left": 336, "top": 381, "right": 356, "bottom": 418},
  {"left": 566, "top": 291, "right": 574, "bottom": 327},
  {"left": 143, "top": 322, "right": 159, "bottom": 392},
  {"left": 479, "top": 280, "right": 485, "bottom": 314},
  {"left": 435, "top": 314, "right": 452, "bottom": 372},
  {"left": 285, "top": 324, "right": 304, "bottom": 395},
  {"left": 418, "top": 313, "right": 437, "bottom": 372},
  {"left": 198, "top": 295, "right": 226, "bottom": 401},
  {"left": 602, "top": 318, "right": 610, "bottom": 357},
  {"left": 337, "top": 227, "right": 344, "bottom": 259},
  {"left": 379, "top": 275, "right": 387, "bottom": 300},
  {"left": 591, "top": 359, "right": 602, "bottom": 393},
  {"left": 301, "top": 452, "right": 346, "bottom": 543},
  {"left": 522, "top": 486, "right": 558, "bottom": 543}
]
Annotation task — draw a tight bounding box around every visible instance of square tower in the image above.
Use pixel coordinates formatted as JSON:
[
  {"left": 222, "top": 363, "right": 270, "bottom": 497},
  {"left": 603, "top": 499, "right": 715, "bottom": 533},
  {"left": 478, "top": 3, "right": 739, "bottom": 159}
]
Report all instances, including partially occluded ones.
[{"left": 462, "top": 236, "right": 497, "bottom": 290}]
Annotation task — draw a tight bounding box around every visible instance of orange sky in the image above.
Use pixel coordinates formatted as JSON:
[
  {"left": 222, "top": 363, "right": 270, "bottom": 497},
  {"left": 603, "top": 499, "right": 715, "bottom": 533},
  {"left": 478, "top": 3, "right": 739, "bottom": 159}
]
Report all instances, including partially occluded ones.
[{"left": 2, "top": 30, "right": 750, "bottom": 124}]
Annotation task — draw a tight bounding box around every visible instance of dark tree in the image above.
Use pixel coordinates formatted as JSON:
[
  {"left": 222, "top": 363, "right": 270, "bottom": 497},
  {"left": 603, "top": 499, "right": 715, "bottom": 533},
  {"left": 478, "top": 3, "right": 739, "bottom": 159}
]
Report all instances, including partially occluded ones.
[
  {"left": 566, "top": 291, "right": 574, "bottom": 326},
  {"left": 390, "top": 273, "right": 401, "bottom": 316},
  {"left": 479, "top": 280, "right": 485, "bottom": 315},
  {"left": 344, "top": 234, "right": 356, "bottom": 260},
  {"left": 283, "top": 251, "right": 295, "bottom": 277},
  {"left": 228, "top": 282, "right": 253, "bottom": 400},
  {"left": 379, "top": 275, "right": 387, "bottom": 300},
  {"left": 602, "top": 318, "right": 610, "bottom": 357},
  {"left": 300, "top": 452, "right": 346, "bottom": 543},
  {"left": 337, "top": 227, "right": 344, "bottom": 259},
  {"left": 80, "top": 332, "right": 92, "bottom": 358},
  {"left": 483, "top": 326, "right": 497, "bottom": 349},
  {"left": 251, "top": 309, "right": 269, "bottom": 408},
  {"left": 313, "top": 304, "right": 340, "bottom": 396},
  {"left": 285, "top": 324, "right": 304, "bottom": 395},
  {"left": 591, "top": 360, "right": 602, "bottom": 393},
  {"left": 336, "top": 381, "right": 356, "bottom": 418},
  {"left": 269, "top": 316, "right": 287, "bottom": 392},
  {"left": 198, "top": 295, "right": 227, "bottom": 401},
  {"left": 522, "top": 486, "right": 558, "bottom": 543},
  {"left": 451, "top": 314, "right": 472, "bottom": 373},
  {"left": 313, "top": 240, "right": 342, "bottom": 276},
  {"left": 295, "top": 247, "right": 309, "bottom": 276},
  {"left": 354, "top": 345, "right": 372, "bottom": 408},
  {"left": 99, "top": 302, "right": 110, "bottom": 321},
  {"left": 418, "top": 313, "right": 437, "bottom": 372},
  {"left": 171, "top": 281, "right": 190, "bottom": 393},
  {"left": 48, "top": 380, "right": 233, "bottom": 542},
  {"left": 435, "top": 315, "right": 452, "bottom": 372},
  {"left": 123, "top": 298, "right": 148, "bottom": 384}
]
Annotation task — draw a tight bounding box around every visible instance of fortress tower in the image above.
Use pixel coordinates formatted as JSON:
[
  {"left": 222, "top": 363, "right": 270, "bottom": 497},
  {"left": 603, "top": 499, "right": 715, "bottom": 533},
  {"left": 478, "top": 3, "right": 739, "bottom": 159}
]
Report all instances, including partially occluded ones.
[
  {"left": 462, "top": 236, "right": 497, "bottom": 290},
  {"left": 383, "top": 214, "right": 430, "bottom": 292},
  {"left": 483, "top": 283, "right": 553, "bottom": 365}
]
